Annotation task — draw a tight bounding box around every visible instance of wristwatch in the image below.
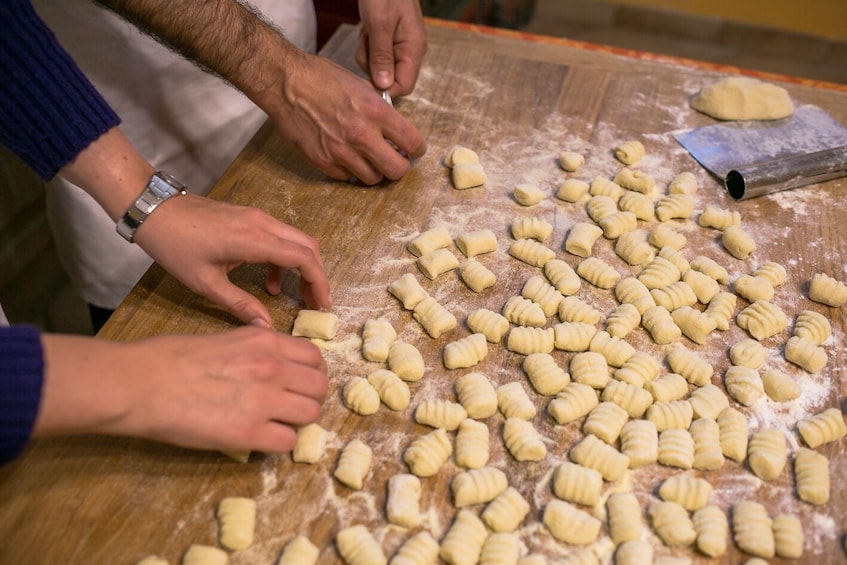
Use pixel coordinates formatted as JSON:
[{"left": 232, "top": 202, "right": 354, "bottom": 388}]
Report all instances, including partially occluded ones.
[{"left": 116, "top": 171, "right": 187, "bottom": 243}]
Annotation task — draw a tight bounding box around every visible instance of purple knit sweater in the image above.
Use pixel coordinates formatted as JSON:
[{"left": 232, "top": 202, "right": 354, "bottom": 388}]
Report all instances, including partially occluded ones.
[{"left": 1, "top": 1, "right": 121, "bottom": 463}]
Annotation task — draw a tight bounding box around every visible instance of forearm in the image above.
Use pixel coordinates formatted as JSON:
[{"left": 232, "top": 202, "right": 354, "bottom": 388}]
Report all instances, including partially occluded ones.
[
  {"left": 58, "top": 126, "right": 155, "bottom": 222},
  {"left": 94, "top": 0, "right": 304, "bottom": 112},
  {"left": 34, "top": 334, "right": 139, "bottom": 438}
]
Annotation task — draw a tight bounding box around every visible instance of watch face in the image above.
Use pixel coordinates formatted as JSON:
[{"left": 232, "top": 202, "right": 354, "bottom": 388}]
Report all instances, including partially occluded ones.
[{"left": 155, "top": 171, "right": 187, "bottom": 192}]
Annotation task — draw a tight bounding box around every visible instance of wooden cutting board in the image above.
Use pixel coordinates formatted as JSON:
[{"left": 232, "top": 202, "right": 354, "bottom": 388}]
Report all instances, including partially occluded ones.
[{"left": 1, "top": 20, "right": 846, "bottom": 564}]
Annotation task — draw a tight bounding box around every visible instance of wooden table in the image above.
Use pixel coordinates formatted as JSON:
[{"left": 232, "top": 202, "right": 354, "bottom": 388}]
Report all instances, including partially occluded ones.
[{"left": 2, "top": 20, "right": 847, "bottom": 564}]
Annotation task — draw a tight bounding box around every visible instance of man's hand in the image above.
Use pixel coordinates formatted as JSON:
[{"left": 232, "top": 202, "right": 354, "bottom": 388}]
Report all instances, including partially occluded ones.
[
  {"left": 136, "top": 194, "right": 332, "bottom": 327},
  {"left": 356, "top": 0, "right": 428, "bottom": 96},
  {"left": 266, "top": 53, "right": 426, "bottom": 185}
]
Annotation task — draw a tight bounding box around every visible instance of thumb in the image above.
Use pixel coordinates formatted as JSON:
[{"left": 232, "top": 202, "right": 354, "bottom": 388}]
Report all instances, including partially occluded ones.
[{"left": 366, "top": 29, "right": 396, "bottom": 90}]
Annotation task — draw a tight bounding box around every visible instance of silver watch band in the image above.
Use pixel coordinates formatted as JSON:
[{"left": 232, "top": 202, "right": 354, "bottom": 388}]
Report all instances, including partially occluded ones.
[{"left": 116, "top": 171, "right": 187, "bottom": 242}]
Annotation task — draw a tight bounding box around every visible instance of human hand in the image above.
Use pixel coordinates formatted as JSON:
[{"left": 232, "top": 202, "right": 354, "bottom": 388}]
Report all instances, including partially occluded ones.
[
  {"left": 135, "top": 194, "right": 331, "bottom": 327},
  {"left": 356, "top": 0, "right": 428, "bottom": 96},
  {"left": 265, "top": 52, "right": 426, "bottom": 185},
  {"left": 37, "top": 327, "right": 328, "bottom": 454}
]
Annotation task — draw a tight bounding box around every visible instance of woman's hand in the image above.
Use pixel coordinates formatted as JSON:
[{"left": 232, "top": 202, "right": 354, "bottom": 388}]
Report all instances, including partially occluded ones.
[
  {"left": 36, "top": 327, "right": 329, "bottom": 454},
  {"left": 136, "top": 194, "right": 332, "bottom": 327}
]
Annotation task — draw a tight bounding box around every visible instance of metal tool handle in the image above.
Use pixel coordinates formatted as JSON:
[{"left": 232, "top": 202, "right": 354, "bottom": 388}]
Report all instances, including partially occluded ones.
[{"left": 725, "top": 144, "right": 847, "bottom": 200}]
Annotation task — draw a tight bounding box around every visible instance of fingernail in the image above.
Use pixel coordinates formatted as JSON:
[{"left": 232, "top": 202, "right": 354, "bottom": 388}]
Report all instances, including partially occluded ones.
[
  {"left": 250, "top": 318, "right": 271, "bottom": 328},
  {"left": 376, "top": 70, "right": 391, "bottom": 88}
]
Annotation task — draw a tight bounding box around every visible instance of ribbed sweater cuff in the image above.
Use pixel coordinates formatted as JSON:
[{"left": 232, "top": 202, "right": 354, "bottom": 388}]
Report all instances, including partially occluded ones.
[
  {"left": 0, "top": 326, "right": 45, "bottom": 464},
  {"left": 0, "top": 0, "right": 120, "bottom": 180}
]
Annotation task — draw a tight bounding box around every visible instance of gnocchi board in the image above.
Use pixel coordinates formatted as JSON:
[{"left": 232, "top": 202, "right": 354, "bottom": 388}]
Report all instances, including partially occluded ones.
[{"left": 2, "top": 20, "right": 847, "bottom": 565}]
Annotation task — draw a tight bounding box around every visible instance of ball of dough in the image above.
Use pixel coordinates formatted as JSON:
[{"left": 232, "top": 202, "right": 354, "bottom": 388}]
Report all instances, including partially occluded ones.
[{"left": 690, "top": 76, "right": 794, "bottom": 121}]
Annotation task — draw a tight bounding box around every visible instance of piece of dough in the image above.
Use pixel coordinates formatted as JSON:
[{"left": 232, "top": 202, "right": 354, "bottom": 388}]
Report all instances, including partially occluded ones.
[
  {"left": 731, "top": 500, "right": 775, "bottom": 558},
  {"left": 390, "top": 531, "right": 439, "bottom": 565},
  {"left": 502, "top": 295, "right": 546, "bottom": 327},
  {"left": 638, "top": 256, "right": 681, "bottom": 290},
  {"left": 407, "top": 226, "right": 452, "bottom": 257},
  {"left": 793, "top": 309, "right": 832, "bottom": 345},
  {"left": 367, "top": 369, "right": 410, "bottom": 410},
  {"left": 650, "top": 223, "right": 686, "bottom": 250},
  {"left": 614, "top": 140, "right": 644, "bottom": 165},
  {"left": 452, "top": 466, "right": 508, "bottom": 507},
  {"left": 444, "top": 145, "right": 480, "bottom": 167},
  {"left": 334, "top": 439, "right": 372, "bottom": 490},
  {"left": 336, "top": 525, "right": 387, "bottom": 565},
  {"left": 277, "top": 536, "right": 320, "bottom": 565},
  {"left": 614, "top": 351, "right": 660, "bottom": 387},
  {"left": 559, "top": 151, "right": 585, "bottom": 171},
  {"left": 569, "top": 351, "right": 610, "bottom": 389},
  {"left": 552, "top": 461, "right": 603, "bottom": 507},
  {"left": 548, "top": 381, "right": 598, "bottom": 425},
  {"left": 690, "top": 255, "right": 729, "bottom": 284},
  {"left": 717, "top": 406, "right": 748, "bottom": 462},
  {"left": 655, "top": 193, "right": 694, "bottom": 222},
  {"left": 496, "top": 381, "right": 537, "bottom": 420},
  {"left": 467, "top": 308, "right": 510, "bottom": 342},
  {"left": 688, "top": 383, "right": 729, "bottom": 419},
  {"left": 582, "top": 401, "right": 629, "bottom": 444},
  {"left": 454, "top": 418, "right": 490, "bottom": 469},
  {"left": 796, "top": 407, "right": 847, "bottom": 448},
  {"left": 386, "top": 473, "right": 422, "bottom": 528},
  {"left": 690, "top": 76, "right": 794, "bottom": 121},
  {"left": 619, "top": 419, "right": 658, "bottom": 468},
  {"left": 724, "top": 365, "right": 764, "bottom": 406},
  {"left": 649, "top": 501, "right": 697, "bottom": 546},
  {"left": 646, "top": 400, "right": 693, "bottom": 432},
  {"left": 618, "top": 191, "right": 655, "bottom": 221},
  {"left": 601, "top": 378, "right": 653, "bottom": 418},
  {"left": 414, "top": 400, "right": 467, "bottom": 430},
  {"left": 761, "top": 368, "right": 801, "bottom": 401},
  {"left": 513, "top": 183, "right": 545, "bottom": 206},
  {"left": 615, "top": 230, "right": 655, "bottom": 267},
  {"left": 455, "top": 372, "right": 498, "bottom": 419},
  {"left": 645, "top": 373, "right": 688, "bottom": 403},
  {"left": 565, "top": 222, "right": 604, "bottom": 258},
  {"left": 585, "top": 194, "right": 618, "bottom": 221},
  {"left": 387, "top": 341, "right": 425, "bottom": 382},
  {"left": 558, "top": 295, "right": 601, "bottom": 324},
  {"left": 511, "top": 216, "right": 553, "bottom": 241},
  {"left": 672, "top": 305, "right": 717, "bottom": 344},
  {"left": 569, "top": 433, "right": 630, "bottom": 481},
  {"left": 509, "top": 238, "right": 555, "bottom": 267},
  {"left": 690, "top": 417, "right": 724, "bottom": 470},
  {"left": 668, "top": 171, "right": 698, "bottom": 194},
  {"left": 552, "top": 321, "right": 596, "bottom": 352},
  {"left": 683, "top": 270, "right": 720, "bottom": 304},
  {"left": 522, "top": 275, "right": 564, "bottom": 317},
  {"left": 589, "top": 177, "right": 624, "bottom": 201},
  {"left": 666, "top": 346, "right": 713, "bottom": 386},
  {"left": 657, "top": 428, "right": 695, "bottom": 469},
  {"left": 479, "top": 532, "right": 520, "bottom": 565},
  {"left": 543, "top": 499, "right": 602, "bottom": 545},
  {"left": 523, "top": 352, "right": 570, "bottom": 395},
  {"left": 747, "top": 428, "right": 787, "bottom": 481},
  {"left": 502, "top": 417, "right": 547, "bottom": 461},
  {"left": 614, "top": 167, "right": 655, "bottom": 194},
  {"left": 577, "top": 257, "right": 621, "bottom": 289},
  {"left": 505, "top": 326, "right": 554, "bottom": 355},
  {"left": 456, "top": 229, "right": 498, "bottom": 257},
  {"left": 615, "top": 277, "right": 656, "bottom": 314},
  {"left": 451, "top": 162, "right": 487, "bottom": 190},
  {"left": 598, "top": 211, "right": 637, "bottom": 240},
  {"left": 417, "top": 248, "right": 459, "bottom": 280},
  {"left": 460, "top": 256, "right": 497, "bottom": 293},
  {"left": 403, "top": 427, "right": 452, "bottom": 477},
  {"left": 361, "top": 318, "right": 397, "bottom": 362},
  {"left": 784, "top": 335, "right": 827, "bottom": 373},
  {"left": 182, "top": 545, "right": 228, "bottom": 565},
  {"left": 772, "top": 514, "right": 804, "bottom": 559},
  {"left": 705, "top": 291, "right": 737, "bottom": 331},
  {"left": 443, "top": 333, "right": 488, "bottom": 369},
  {"left": 292, "top": 423, "right": 328, "bottom": 464},
  {"left": 809, "top": 272, "right": 847, "bottom": 306},
  {"left": 722, "top": 225, "right": 756, "bottom": 259},
  {"left": 692, "top": 505, "right": 728, "bottom": 558},
  {"left": 217, "top": 496, "right": 256, "bottom": 551},
  {"left": 641, "top": 305, "right": 681, "bottom": 345},
  {"left": 556, "top": 178, "right": 590, "bottom": 202},
  {"left": 412, "top": 296, "right": 457, "bottom": 338},
  {"left": 659, "top": 474, "right": 713, "bottom": 511},
  {"left": 606, "top": 492, "right": 642, "bottom": 544},
  {"left": 343, "top": 377, "right": 381, "bottom": 416},
  {"left": 481, "top": 487, "right": 530, "bottom": 532},
  {"left": 736, "top": 300, "right": 788, "bottom": 340},
  {"left": 291, "top": 310, "right": 339, "bottom": 340},
  {"left": 794, "top": 447, "right": 830, "bottom": 505},
  {"left": 440, "top": 510, "right": 488, "bottom": 565},
  {"left": 388, "top": 273, "right": 428, "bottom": 310}
]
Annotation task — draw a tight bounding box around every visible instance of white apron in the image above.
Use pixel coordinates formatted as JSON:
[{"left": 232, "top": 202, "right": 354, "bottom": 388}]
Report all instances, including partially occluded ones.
[{"left": 33, "top": 0, "right": 317, "bottom": 309}]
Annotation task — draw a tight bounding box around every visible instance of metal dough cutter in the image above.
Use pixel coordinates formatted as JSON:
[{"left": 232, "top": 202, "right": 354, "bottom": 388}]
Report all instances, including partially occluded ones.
[{"left": 674, "top": 105, "right": 847, "bottom": 200}]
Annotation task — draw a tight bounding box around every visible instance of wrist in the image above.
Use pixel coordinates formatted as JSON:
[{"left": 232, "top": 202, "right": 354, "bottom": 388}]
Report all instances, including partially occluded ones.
[{"left": 116, "top": 171, "right": 187, "bottom": 243}]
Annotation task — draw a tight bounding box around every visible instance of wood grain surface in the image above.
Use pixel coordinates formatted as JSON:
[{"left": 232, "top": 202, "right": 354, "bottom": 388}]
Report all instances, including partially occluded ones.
[{"left": 2, "top": 20, "right": 847, "bottom": 565}]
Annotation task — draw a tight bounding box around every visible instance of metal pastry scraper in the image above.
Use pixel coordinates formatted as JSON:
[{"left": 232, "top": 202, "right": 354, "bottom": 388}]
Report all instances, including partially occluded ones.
[{"left": 674, "top": 105, "right": 847, "bottom": 200}]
